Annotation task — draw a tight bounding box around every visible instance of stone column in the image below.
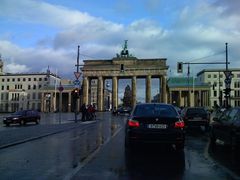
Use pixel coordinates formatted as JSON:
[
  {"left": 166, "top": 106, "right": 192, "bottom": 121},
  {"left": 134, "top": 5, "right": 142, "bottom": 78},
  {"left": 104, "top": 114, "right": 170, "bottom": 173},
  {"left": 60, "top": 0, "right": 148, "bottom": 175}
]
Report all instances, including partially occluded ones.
[
  {"left": 159, "top": 78, "right": 162, "bottom": 102},
  {"left": 112, "top": 76, "right": 118, "bottom": 109},
  {"left": 97, "top": 76, "right": 103, "bottom": 111},
  {"left": 146, "top": 75, "right": 151, "bottom": 103},
  {"left": 161, "top": 76, "right": 167, "bottom": 103},
  {"left": 169, "top": 90, "right": 172, "bottom": 104},
  {"left": 41, "top": 92, "right": 44, "bottom": 112},
  {"left": 68, "top": 92, "right": 71, "bottom": 112},
  {"left": 132, "top": 76, "right": 137, "bottom": 107},
  {"left": 199, "top": 91, "right": 202, "bottom": 107},
  {"left": 179, "top": 91, "right": 182, "bottom": 107},
  {"left": 203, "top": 91, "right": 206, "bottom": 107},
  {"left": 50, "top": 92, "right": 54, "bottom": 112},
  {"left": 190, "top": 90, "right": 194, "bottom": 107},
  {"left": 83, "top": 76, "right": 89, "bottom": 105}
]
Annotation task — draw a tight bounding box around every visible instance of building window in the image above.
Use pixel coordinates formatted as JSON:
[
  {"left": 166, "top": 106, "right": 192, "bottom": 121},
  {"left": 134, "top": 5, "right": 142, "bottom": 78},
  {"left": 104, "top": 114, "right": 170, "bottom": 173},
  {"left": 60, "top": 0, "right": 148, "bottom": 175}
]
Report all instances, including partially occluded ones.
[
  {"left": 7, "top": 86, "right": 9, "bottom": 90},
  {"left": 214, "top": 74, "right": 217, "bottom": 78},
  {"left": 28, "top": 85, "right": 31, "bottom": 90},
  {"left": 38, "top": 93, "right": 41, "bottom": 99},
  {"left": 208, "top": 74, "right": 211, "bottom": 78},
  {"left": 7, "top": 79, "right": 10, "bottom": 82},
  {"left": 2, "top": 79, "right": 5, "bottom": 82},
  {"left": 214, "top": 91, "right": 217, "bottom": 97},
  {"left": 28, "top": 78, "right": 31, "bottom": 81},
  {"left": 44, "top": 78, "right": 48, "bottom": 81},
  {"left": 12, "top": 78, "right": 15, "bottom": 82},
  {"left": 39, "top": 78, "right": 42, "bottom": 81},
  {"left": 220, "top": 74, "right": 223, "bottom": 78},
  {"left": 237, "top": 74, "right": 240, "bottom": 78},
  {"left": 18, "top": 78, "right": 20, "bottom": 81},
  {"left": 32, "top": 93, "right": 36, "bottom": 99},
  {"left": 23, "top": 78, "right": 26, "bottom": 81},
  {"left": 33, "top": 85, "right": 36, "bottom": 89},
  {"left": 34, "top": 78, "right": 37, "bottom": 81},
  {"left": 39, "top": 85, "right": 42, "bottom": 89},
  {"left": 1, "top": 86, "right": 4, "bottom": 90}
]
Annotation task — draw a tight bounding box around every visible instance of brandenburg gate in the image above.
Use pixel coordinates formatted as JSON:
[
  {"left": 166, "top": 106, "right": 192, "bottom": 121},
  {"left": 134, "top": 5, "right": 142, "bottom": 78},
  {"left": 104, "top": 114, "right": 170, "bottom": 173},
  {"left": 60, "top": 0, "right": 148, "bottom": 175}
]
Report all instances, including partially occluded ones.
[{"left": 81, "top": 41, "right": 168, "bottom": 111}]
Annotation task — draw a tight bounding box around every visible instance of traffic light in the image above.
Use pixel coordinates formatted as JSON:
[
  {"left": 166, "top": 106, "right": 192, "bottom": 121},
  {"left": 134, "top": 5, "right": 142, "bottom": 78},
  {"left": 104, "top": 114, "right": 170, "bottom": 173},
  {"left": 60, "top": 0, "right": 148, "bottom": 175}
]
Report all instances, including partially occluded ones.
[
  {"left": 177, "top": 62, "right": 183, "bottom": 73},
  {"left": 223, "top": 88, "right": 231, "bottom": 97},
  {"left": 72, "top": 88, "right": 80, "bottom": 99}
]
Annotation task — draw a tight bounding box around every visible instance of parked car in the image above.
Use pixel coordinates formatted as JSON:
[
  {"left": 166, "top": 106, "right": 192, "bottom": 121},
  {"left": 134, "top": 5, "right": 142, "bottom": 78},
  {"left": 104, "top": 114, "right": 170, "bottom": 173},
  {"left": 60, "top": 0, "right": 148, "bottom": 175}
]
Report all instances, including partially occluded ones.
[
  {"left": 181, "top": 107, "right": 210, "bottom": 129},
  {"left": 210, "top": 107, "right": 240, "bottom": 151},
  {"left": 3, "top": 110, "right": 41, "bottom": 126},
  {"left": 125, "top": 103, "right": 185, "bottom": 151}
]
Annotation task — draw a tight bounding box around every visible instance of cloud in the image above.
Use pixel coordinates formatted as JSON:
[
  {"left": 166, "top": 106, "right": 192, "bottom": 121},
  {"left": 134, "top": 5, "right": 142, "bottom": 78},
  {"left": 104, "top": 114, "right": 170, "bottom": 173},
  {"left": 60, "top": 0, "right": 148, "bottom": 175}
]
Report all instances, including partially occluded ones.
[
  {"left": 0, "top": 0, "right": 94, "bottom": 28},
  {"left": 5, "top": 63, "right": 30, "bottom": 73},
  {"left": 0, "top": 40, "right": 76, "bottom": 78},
  {"left": 0, "top": 0, "right": 239, "bottom": 80}
]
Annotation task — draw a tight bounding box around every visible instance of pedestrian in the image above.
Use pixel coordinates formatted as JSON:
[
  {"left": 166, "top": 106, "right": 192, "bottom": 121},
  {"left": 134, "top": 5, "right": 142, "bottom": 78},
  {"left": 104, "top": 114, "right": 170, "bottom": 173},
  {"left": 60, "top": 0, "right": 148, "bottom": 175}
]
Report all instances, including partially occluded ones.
[
  {"left": 81, "top": 103, "right": 87, "bottom": 121},
  {"left": 92, "top": 104, "right": 96, "bottom": 120},
  {"left": 87, "top": 104, "right": 95, "bottom": 120}
]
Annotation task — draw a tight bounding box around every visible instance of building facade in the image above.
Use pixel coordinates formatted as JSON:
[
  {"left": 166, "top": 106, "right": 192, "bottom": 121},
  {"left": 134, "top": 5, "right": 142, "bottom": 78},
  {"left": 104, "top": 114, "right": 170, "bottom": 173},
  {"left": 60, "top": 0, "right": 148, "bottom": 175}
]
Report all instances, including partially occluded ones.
[
  {"left": 0, "top": 72, "right": 61, "bottom": 112},
  {"left": 197, "top": 68, "right": 240, "bottom": 107},
  {"left": 168, "top": 77, "right": 211, "bottom": 108}
]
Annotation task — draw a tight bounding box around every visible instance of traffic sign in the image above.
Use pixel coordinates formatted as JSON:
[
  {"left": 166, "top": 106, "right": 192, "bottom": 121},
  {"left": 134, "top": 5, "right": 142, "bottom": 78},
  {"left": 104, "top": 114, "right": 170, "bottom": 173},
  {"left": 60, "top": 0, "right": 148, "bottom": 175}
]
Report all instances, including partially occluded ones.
[
  {"left": 74, "top": 72, "right": 81, "bottom": 79},
  {"left": 224, "top": 71, "right": 233, "bottom": 79},
  {"left": 74, "top": 79, "right": 80, "bottom": 85}
]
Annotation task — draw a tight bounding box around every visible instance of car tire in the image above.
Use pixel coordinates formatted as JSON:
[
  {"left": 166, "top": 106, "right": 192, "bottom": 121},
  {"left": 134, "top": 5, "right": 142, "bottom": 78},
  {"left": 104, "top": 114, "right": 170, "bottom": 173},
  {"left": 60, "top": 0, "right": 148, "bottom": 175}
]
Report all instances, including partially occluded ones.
[
  {"left": 231, "top": 136, "right": 237, "bottom": 151},
  {"left": 20, "top": 120, "right": 25, "bottom": 126},
  {"left": 175, "top": 143, "right": 184, "bottom": 152},
  {"left": 209, "top": 129, "right": 216, "bottom": 151},
  {"left": 125, "top": 137, "right": 133, "bottom": 149},
  {"left": 205, "top": 123, "right": 210, "bottom": 132},
  {"left": 36, "top": 119, "right": 40, "bottom": 124}
]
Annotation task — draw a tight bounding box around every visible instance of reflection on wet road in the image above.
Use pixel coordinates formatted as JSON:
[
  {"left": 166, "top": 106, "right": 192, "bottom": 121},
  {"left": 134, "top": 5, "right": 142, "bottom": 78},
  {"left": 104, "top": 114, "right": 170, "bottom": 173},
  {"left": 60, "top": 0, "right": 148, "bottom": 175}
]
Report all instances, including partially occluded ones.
[
  {"left": 1, "top": 113, "right": 240, "bottom": 179},
  {"left": 0, "top": 113, "right": 123, "bottom": 180}
]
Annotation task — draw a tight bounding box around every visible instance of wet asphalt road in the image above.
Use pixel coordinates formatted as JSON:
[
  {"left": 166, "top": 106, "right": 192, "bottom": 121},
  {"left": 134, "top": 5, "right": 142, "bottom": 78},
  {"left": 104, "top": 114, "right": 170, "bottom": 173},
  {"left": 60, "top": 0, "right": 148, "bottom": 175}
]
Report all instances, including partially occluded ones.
[{"left": 0, "top": 112, "right": 240, "bottom": 180}]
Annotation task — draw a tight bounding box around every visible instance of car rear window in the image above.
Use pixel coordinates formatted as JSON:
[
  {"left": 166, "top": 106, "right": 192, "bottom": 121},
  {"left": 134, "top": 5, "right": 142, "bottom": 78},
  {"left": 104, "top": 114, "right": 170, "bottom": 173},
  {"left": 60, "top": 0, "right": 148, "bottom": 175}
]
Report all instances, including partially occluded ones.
[
  {"left": 133, "top": 104, "right": 178, "bottom": 117},
  {"left": 186, "top": 108, "right": 207, "bottom": 115}
]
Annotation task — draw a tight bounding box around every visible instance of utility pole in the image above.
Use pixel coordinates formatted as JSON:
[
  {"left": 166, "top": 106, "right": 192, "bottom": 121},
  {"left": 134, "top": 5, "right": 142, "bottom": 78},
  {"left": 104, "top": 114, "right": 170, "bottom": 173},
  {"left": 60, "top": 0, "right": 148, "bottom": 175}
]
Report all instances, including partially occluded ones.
[
  {"left": 177, "top": 50, "right": 230, "bottom": 108},
  {"left": 73, "top": 45, "right": 81, "bottom": 122},
  {"left": 187, "top": 64, "right": 190, "bottom": 107},
  {"left": 223, "top": 43, "right": 232, "bottom": 108}
]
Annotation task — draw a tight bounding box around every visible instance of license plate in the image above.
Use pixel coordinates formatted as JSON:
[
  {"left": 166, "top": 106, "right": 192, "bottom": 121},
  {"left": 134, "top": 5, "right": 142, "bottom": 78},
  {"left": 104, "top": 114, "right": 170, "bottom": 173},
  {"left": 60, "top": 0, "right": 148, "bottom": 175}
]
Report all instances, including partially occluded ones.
[{"left": 148, "top": 124, "right": 167, "bottom": 129}]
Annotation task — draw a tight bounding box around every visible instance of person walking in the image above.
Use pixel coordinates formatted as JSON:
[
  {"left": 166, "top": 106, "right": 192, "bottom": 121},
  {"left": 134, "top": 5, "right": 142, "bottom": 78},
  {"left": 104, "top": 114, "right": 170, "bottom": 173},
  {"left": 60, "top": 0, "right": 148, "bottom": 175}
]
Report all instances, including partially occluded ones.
[{"left": 81, "top": 103, "right": 87, "bottom": 121}]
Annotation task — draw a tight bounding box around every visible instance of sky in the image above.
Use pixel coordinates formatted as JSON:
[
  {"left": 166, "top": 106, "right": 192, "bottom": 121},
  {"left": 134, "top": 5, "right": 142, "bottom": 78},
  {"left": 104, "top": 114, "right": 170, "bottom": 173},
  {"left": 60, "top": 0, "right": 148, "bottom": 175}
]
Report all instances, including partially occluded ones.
[{"left": 0, "top": 0, "right": 240, "bottom": 101}]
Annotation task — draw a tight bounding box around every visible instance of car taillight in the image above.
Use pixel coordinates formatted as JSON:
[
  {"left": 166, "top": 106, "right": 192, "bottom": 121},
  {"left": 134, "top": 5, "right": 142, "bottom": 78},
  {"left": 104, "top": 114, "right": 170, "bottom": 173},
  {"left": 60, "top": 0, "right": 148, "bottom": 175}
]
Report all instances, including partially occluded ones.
[
  {"left": 175, "top": 121, "right": 184, "bottom": 128},
  {"left": 128, "top": 119, "right": 140, "bottom": 127}
]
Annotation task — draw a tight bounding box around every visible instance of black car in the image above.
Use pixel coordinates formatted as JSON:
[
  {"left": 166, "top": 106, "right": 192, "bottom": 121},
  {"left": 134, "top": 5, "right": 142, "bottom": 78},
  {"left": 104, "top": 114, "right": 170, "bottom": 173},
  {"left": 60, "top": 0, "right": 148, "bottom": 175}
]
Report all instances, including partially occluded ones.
[
  {"left": 210, "top": 107, "right": 240, "bottom": 151},
  {"left": 125, "top": 103, "right": 185, "bottom": 151},
  {"left": 113, "top": 106, "right": 132, "bottom": 115},
  {"left": 3, "top": 110, "right": 41, "bottom": 126},
  {"left": 181, "top": 107, "right": 210, "bottom": 129}
]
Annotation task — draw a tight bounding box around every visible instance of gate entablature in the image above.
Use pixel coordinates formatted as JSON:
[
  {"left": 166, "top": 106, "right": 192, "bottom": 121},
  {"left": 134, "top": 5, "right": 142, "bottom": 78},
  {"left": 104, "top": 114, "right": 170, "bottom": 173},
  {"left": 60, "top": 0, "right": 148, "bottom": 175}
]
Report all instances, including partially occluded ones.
[
  {"left": 82, "top": 58, "right": 168, "bottom": 78},
  {"left": 81, "top": 41, "right": 168, "bottom": 111}
]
